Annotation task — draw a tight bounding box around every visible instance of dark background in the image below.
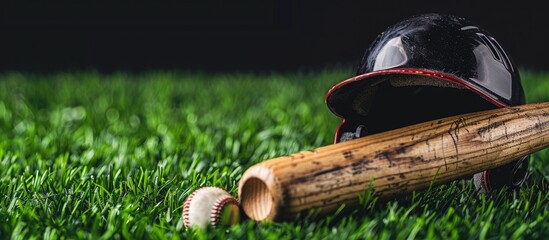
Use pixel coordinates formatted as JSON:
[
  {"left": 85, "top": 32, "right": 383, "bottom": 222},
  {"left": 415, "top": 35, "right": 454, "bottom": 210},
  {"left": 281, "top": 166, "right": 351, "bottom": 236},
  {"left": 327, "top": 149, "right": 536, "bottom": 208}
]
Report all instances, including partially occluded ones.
[{"left": 1, "top": 1, "right": 546, "bottom": 73}]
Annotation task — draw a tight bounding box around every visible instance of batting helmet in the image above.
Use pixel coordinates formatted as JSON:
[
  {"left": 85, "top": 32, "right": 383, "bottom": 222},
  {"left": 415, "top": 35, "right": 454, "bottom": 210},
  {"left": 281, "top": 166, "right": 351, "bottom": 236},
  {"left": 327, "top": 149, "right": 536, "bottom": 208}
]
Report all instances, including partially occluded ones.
[{"left": 325, "top": 13, "right": 529, "bottom": 193}]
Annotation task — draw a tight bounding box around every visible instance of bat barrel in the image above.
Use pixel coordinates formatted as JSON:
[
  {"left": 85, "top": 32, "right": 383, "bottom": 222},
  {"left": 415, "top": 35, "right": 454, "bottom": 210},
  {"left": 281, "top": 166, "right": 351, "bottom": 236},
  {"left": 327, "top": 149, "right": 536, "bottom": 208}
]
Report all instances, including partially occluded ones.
[
  {"left": 238, "top": 102, "right": 549, "bottom": 222},
  {"left": 239, "top": 170, "right": 278, "bottom": 221}
]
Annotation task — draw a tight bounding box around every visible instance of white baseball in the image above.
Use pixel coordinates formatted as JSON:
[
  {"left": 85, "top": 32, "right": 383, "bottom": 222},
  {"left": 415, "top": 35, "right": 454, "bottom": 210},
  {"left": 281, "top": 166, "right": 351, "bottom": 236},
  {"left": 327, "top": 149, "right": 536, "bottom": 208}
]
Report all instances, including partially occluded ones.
[{"left": 183, "top": 186, "right": 240, "bottom": 228}]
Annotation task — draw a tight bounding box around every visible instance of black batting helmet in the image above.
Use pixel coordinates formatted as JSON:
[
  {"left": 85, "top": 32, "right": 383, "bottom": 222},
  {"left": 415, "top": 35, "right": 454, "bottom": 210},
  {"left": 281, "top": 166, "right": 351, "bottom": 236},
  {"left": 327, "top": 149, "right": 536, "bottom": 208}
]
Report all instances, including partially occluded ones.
[{"left": 326, "top": 13, "right": 529, "bottom": 193}]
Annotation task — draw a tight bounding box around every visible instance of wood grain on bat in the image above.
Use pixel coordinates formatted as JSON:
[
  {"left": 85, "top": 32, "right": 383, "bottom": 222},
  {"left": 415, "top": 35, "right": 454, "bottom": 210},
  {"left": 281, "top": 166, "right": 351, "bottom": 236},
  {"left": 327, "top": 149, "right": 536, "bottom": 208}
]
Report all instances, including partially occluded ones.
[{"left": 238, "top": 102, "right": 549, "bottom": 222}]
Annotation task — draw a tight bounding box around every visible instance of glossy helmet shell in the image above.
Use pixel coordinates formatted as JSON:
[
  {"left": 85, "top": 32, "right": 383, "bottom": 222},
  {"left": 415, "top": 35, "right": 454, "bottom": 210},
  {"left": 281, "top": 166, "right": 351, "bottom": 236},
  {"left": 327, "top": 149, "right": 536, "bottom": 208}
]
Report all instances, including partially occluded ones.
[{"left": 325, "top": 13, "right": 528, "bottom": 193}]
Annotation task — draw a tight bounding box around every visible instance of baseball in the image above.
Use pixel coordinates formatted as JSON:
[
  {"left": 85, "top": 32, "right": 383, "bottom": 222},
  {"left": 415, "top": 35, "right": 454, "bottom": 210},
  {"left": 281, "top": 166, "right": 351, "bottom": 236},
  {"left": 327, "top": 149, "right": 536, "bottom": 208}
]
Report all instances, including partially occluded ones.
[{"left": 183, "top": 186, "right": 240, "bottom": 228}]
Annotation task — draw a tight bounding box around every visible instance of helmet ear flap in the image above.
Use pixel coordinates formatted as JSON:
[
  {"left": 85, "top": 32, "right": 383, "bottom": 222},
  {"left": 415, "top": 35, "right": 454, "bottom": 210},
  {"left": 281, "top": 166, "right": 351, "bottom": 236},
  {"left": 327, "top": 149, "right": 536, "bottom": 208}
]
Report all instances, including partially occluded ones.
[{"left": 473, "top": 155, "right": 530, "bottom": 195}]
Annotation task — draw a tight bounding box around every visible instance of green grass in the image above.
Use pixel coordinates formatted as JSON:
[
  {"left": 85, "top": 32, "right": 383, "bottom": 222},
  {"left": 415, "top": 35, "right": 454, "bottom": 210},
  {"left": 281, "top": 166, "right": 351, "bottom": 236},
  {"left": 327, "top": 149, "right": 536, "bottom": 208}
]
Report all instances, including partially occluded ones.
[{"left": 0, "top": 68, "right": 548, "bottom": 239}]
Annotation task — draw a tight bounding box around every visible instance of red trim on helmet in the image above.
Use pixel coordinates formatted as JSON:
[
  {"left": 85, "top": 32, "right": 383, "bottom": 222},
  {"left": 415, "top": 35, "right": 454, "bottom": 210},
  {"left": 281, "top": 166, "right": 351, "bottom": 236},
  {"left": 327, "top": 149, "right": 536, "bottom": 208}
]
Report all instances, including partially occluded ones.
[
  {"left": 326, "top": 68, "right": 508, "bottom": 119},
  {"left": 483, "top": 170, "right": 491, "bottom": 192},
  {"left": 334, "top": 118, "right": 346, "bottom": 143},
  {"left": 327, "top": 68, "right": 509, "bottom": 191}
]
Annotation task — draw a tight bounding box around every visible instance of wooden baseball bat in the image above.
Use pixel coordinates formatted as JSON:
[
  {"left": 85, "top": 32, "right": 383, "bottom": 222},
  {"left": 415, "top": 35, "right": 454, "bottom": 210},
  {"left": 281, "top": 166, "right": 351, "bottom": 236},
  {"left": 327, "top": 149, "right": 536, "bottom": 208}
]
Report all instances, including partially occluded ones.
[{"left": 238, "top": 102, "right": 549, "bottom": 222}]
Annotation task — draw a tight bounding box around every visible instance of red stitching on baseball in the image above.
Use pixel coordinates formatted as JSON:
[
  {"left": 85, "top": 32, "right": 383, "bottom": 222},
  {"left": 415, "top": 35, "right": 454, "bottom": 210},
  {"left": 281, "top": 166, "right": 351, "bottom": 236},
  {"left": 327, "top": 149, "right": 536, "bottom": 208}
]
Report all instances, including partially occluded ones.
[
  {"left": 183, "top": 187, "right": 203, "bottom": 227},
  {"left": 210, "top": 195, "right": 238, "bottom": 226}
]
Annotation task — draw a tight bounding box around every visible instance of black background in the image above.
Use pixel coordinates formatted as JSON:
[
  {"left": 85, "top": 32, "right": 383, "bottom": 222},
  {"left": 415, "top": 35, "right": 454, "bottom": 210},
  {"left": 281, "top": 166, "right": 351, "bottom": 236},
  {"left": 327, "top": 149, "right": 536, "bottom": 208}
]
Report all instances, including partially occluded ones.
[{"left": 1, "top": 1, "right": 546, "bottom": 73}]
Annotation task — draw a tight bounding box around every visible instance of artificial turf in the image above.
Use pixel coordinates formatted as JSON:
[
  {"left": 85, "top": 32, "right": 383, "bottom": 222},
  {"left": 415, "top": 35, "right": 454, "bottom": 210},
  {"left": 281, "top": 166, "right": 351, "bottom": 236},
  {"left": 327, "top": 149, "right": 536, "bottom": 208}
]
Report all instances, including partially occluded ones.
[{"left": 0, "top": 68, "right": 547, "bottom": 239}]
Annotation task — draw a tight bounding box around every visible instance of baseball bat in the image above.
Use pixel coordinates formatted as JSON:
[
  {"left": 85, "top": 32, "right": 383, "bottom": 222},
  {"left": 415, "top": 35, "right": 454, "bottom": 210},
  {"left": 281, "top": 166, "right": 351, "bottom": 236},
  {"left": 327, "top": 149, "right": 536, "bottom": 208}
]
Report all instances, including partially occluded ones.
[{"left": 238, "top": 101, "right": 549, "bottom": 222}]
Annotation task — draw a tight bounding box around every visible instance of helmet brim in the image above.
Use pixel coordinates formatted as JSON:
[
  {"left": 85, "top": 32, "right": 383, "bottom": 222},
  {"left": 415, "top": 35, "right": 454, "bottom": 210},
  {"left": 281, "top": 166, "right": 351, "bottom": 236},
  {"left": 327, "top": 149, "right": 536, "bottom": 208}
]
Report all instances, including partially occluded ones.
[{"left": 325, "top": 68, "right": 508, "bottom": 119}]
